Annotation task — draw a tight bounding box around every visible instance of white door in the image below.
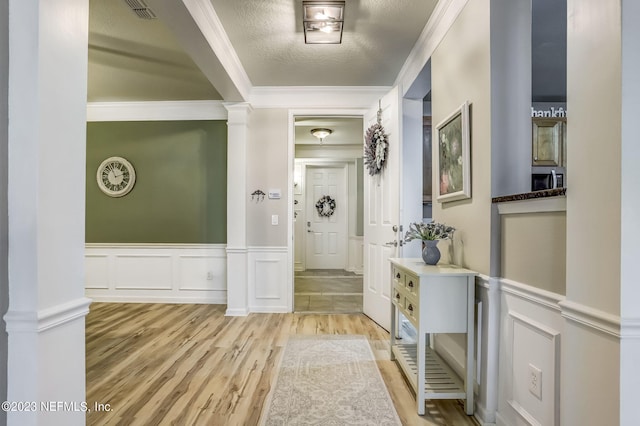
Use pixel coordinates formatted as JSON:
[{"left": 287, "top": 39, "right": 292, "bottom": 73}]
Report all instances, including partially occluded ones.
[
  {"left": 305, "top": 165, "right": 348, "bottom": 269},
  {"left": 363, "top": 87, "right": 402, "bottom": 331}
]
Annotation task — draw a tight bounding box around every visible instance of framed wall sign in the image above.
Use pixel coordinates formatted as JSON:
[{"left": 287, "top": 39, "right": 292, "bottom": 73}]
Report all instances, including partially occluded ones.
[{"left": 436, "top": 101, "right": 471, "bottom": 202}]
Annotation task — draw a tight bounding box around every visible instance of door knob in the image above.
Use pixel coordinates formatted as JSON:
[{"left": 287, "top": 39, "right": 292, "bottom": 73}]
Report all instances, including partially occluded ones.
[{"left": 385, "top": 240, "right": 398, "bottom": 247}]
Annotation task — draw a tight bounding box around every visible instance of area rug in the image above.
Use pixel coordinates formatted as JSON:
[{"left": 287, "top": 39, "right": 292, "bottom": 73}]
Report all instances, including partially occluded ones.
[{"left": 260, "top": 335, "right": 402, "bottom": 425}]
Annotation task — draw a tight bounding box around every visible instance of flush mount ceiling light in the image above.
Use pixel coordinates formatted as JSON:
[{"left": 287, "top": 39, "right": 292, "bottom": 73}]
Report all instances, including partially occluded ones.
[
  {"left": 311, "top": 128, "right": 333, "bottom": 142},
  {"left": 303, "top": 1, "right": 345, "bottom": 44}
]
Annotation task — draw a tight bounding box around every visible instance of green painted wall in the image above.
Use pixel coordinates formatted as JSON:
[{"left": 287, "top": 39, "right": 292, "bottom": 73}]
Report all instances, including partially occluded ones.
[{"left": 86, "top": 121, "right": 227, "bottom": 243}]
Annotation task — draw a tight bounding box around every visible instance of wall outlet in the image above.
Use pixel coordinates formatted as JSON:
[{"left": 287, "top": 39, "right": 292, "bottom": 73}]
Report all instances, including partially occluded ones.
[
  {"left": 528, "top": 363, "right": 542, "bottom": 400},
  {"left": 206, "top": 272, "right": 214, "bottom": 280}
]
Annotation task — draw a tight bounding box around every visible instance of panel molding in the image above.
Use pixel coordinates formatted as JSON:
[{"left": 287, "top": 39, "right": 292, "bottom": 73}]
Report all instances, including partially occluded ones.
[
  {"left": 506, "top": 311, "right": 561, "bottom": 426},
  {"left": 85, "top": 244, "right": 227, "bottom": 304},
  {"left": 247, "top": 246, "right": 289, "bottom": 313}
]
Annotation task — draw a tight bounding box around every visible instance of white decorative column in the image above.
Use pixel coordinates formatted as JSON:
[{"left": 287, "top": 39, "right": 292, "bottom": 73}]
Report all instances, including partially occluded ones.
[
  {"left": 224, "top": 103, "right": 252, "bottom": 316},
  {"left": 4, "top": 1, "right": 91, "bottom": 425}
]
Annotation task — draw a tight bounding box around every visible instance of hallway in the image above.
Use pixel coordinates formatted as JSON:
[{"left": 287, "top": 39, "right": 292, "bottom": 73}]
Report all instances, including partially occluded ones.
[{"left": 294, "top": 269, "right": 363, "bottom": 313}]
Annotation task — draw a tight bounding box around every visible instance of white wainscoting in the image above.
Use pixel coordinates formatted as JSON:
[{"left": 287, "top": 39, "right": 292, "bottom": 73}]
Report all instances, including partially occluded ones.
[
  {"left": 496, "top": 279, "right": 564, "bottom": 426},
  {"left": 347, "top": 236, "right": 364, "bottom": 275},
  {"left": 248, "top": 247, "right": 289, "bottom": 313},
  {"left": 85, "top": 244, "right": 227, "bottom": 304}
]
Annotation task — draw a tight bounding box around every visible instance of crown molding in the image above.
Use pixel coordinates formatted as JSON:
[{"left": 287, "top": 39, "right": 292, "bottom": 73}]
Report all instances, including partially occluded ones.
[
  {"left": 249, "top": 86, "right": 391, "bottom": 109},
  {"left": 395, "top": 0, "right": 469, "bottom": 96},
  {"left": 86, "top": 101, "right": 228, "bottom": 121}
]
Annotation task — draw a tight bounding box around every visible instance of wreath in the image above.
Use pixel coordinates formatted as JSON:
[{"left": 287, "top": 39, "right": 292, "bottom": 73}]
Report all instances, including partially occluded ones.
[
  {"left": 315, "top": 195, "right": 336, "bottom": 217},
  {"left": 364, "top": 122, "right": 388, "bottom": 176}
]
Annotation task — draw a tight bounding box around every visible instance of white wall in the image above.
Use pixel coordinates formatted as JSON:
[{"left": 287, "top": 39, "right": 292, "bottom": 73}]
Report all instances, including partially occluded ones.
[
  {"left": 563, "top": 1, "right": 622, "bottom": 424},
  {"left": 0, "top": 0, "right": 8, "bottom": 422},
  {"left": 247, "top": 109, "right": 289, "bottom": 247},
  {"left": 620, "top": 1, "right": 640, "bottom": 424}
]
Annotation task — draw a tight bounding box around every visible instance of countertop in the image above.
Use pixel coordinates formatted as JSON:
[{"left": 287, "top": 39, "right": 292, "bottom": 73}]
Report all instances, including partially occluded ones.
[{"left": 491, "top": 187, "right": 566, "bottom": 204}]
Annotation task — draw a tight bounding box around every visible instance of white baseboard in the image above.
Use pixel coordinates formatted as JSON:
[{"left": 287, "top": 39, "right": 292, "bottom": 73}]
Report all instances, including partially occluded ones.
[{"left": 85, "top": 244, "right": 227, "bottom": 304}]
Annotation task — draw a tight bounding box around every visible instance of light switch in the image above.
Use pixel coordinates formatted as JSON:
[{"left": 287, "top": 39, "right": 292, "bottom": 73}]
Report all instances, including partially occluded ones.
[{"left": 271, "top": 215, "right": 279, "bottom": 225}]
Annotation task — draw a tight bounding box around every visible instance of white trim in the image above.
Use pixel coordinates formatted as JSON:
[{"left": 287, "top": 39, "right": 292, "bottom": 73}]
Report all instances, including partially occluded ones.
[
  {"left": 89, "top": 295, "right": 226, "bottom": 304},
  {"left": 621, "top": 318, "right": 640, "bottom": 339},
  {"left": 86, "top": 101, "right": 228, "bottom": 122},
  {"left": 225, "top": 308, "right": 250, "bottom": 316},
  {"left": 86, "top": 243, "right": 227, "bottom": 249},
  {"left": 182, "top": 0, "right": 252, "bottom": 101},
  {"left": 396, "top": 0, "right": 469, "bottom": 95},
  {"left": 500, "top": 278, "right": 564, "bottom": 312},
  {"left": 497, "top": 196, "right": 567, "bottom": 215},
  {"left": 226, "top": 247, "right": 248, "bottom": 254},
  {"left": 4, "top": 297, "right": 92, "bottom": 333},
  {"left": 250, "top": 86, "right": 390, "bottom": 109},
  {"left": 558, "top": 299, "right": 621, "bottom": 338},
  {"left": 247, "top": 246, "right": 288, "bottom": 253}
]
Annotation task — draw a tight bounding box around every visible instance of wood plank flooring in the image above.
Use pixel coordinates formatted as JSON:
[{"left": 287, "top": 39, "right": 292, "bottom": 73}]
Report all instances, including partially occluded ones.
[{"left": 86, "top": 303, "right": 480, "bottom": 426}]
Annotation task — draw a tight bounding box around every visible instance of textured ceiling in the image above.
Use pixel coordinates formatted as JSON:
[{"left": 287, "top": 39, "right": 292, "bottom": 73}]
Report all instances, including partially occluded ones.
[
  {"left": 87, "top": 0, "right": 221, "bottom": 102},
  {"left": 210, "top": 0, "right": 437, "bottom": 86},
  {"left": 295, "top": 116, "right": 364, "bottom": 145},
  {"left": 87, "top": 0, "right": 566, "bottom": 103},
  {"left": 87, "top": 0, "right": 437, "bottom": 101}
]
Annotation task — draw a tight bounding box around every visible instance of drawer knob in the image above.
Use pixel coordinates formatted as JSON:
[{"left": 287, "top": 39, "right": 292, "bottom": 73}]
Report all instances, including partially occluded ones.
[
  {"left": 408, "top": 304, "right": 413, "bottom": 312},
  {"left": 408, "top": 281, "right": 414, "bottom": 288},
  {"left": 395, "top": 273, "right": 401, "bottom": 279},
  {"left": 395, "top": 292, "right": 400, "bottom": 299}
]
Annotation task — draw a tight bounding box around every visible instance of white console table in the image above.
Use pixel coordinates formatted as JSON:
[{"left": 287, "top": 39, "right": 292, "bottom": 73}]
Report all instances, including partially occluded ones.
[{"left": 388, "top": 258, "right": 477, "bottom": 416}]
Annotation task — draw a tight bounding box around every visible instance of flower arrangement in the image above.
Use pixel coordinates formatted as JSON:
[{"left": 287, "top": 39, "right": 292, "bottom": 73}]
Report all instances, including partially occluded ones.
[{"left": 404, "top": 221, "right": 455, "bottom": 242}]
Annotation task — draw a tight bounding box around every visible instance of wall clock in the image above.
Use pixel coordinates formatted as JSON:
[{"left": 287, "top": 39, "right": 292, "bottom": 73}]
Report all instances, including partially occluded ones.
[{"left": 96, "top": 156, "right": 136, "bottom": 197}]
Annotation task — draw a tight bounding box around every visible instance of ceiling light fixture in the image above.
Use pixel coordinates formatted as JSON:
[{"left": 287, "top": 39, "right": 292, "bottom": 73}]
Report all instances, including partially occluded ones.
[
  {"left": 311, "top": 128, "right": 333, "bottom": 143},
  {"left": 303, "top": 1, "right": 345, "bottom": 44}
]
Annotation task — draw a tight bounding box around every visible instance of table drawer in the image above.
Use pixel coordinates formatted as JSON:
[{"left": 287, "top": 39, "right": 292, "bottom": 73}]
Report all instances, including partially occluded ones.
[
  {"left": 402, "top": 295, "right": 419, "bottom": 327},
  {"left": 404, "top": 272, "right": 419, "bottom": 297},
  {"left": 393, "top": 286, "right": 404, "bottom": 309}
]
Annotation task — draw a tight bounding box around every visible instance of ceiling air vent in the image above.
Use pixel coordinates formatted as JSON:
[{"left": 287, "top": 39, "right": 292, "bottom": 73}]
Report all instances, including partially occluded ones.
[{"left": 123, "top": 0, "right": 157, "bottom": 19}]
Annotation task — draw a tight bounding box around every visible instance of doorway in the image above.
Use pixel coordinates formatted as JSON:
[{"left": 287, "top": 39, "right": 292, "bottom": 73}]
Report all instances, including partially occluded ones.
[{"left": 292, "top": 115, "right": 364, "bottom": 313}]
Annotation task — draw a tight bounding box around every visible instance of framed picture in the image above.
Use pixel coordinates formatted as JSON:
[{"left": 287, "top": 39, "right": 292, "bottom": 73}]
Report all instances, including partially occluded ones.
[{"left": 436, "top": 101, "right": 471, "bottom": 202}]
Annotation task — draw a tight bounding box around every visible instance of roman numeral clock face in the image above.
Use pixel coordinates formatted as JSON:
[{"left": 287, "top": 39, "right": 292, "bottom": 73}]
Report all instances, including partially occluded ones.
[{"left": 96, "top": 156, "right": 136, "bottom": 197}]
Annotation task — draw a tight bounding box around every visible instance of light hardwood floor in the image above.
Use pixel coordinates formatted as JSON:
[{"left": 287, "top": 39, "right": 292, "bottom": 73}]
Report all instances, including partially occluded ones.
[{"left": 86, "top": 303, "right": 480, "bottom": 426}]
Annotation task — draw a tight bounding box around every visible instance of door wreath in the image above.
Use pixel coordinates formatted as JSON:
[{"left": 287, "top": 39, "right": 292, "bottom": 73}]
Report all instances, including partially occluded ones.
[
  {"left": 364, "top": 103, "right": 389, "bottom": 176},
  {"left": 316, "top": 195, "right": 336, "bottom": 217}
]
